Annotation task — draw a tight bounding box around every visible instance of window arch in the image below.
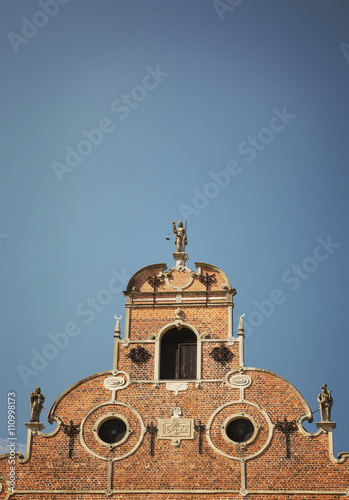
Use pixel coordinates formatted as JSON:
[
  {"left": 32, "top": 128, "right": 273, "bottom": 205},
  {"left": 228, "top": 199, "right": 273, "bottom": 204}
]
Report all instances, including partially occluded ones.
[{"left": 160, "top": 328, "right": 197, "bottom": 380}]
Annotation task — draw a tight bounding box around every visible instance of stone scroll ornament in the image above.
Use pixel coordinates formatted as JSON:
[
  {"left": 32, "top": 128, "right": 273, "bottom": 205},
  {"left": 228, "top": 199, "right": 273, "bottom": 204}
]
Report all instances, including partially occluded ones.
[
  {"left": 103, "top": 372, "right": 130, "bottom": 391},
  {"left": 30, "top": 387, "right": 45, "bottom": 422},
  {"left": 227, "top": 374, "right": 252, "bottom": 389}
]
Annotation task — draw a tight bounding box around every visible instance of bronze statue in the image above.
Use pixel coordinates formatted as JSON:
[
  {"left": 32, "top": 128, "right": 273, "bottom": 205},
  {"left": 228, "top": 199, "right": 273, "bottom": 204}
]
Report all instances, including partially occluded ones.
[
  {"left": 30, "top": 387, "right": 45, "bottom": 422},
  {"left": 172, "top": 221, "right": 187, "bottom": 253},
  {"left": 317, "top": 384, "right": 333, "bottom": 422}
]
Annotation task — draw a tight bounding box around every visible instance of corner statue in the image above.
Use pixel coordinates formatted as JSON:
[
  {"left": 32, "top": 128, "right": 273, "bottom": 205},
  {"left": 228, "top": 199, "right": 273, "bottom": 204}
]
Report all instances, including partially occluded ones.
[
  {"left": 317, "top": 384, "right": 333, "bottom": 422},
  {"left": 172, "top": 221, "right": 187, "bottom": 253},
  {"left": 30, "top": 387, "right": 45, "bottom": 423}
]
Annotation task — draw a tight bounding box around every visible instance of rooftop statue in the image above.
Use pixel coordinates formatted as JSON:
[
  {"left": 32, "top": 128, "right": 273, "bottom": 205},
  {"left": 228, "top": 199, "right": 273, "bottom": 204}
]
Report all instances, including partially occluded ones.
[
  {"left": 317, "top": 384, "right": 333, "bottom": 422},
  {"left": 172, "top": 221, "right": 187, "bottom": 253},
  {"left": 30, "top": 387, "right": 45, "bottom": 423}
]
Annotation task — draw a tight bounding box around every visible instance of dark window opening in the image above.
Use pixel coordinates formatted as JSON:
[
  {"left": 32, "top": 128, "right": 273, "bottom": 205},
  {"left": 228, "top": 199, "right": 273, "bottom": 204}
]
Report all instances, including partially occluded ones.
[
  {"left": 98, "top": 418, "right": 127, "bottom": 444},
  {"left": 160, "top": 328, "right": 197, "bottom": 380},
  {"left": 226, "top": 418, "right": 254, "bottom": 443}
]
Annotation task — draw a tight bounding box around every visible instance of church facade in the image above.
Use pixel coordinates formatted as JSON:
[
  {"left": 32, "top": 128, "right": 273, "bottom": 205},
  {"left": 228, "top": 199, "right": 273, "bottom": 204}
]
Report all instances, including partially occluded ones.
[{"left": 1, "top": 227, "right": 348, "bottom": 499}]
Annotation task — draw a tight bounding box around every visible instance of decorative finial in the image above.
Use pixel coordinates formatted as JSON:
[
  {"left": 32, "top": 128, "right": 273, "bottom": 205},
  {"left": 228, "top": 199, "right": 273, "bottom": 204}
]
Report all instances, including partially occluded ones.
[
  {"left": 114, "top": 315, "right": 122, "bottom": 338},
  {"left": 237, "top": 313, "right": 245, "bottom": 334}
]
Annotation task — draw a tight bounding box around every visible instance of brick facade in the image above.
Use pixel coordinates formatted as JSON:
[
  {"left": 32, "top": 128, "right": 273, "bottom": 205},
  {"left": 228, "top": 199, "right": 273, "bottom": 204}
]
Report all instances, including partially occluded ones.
[{"left": 1, "top": 257, "right": 348, "bottom": 499}]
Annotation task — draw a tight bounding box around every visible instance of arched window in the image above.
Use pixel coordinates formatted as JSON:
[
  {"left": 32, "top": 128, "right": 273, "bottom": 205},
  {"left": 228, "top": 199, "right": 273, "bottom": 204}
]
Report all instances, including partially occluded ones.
[{"left": 160, "top": 328, "right": 197, "bottom": 380}]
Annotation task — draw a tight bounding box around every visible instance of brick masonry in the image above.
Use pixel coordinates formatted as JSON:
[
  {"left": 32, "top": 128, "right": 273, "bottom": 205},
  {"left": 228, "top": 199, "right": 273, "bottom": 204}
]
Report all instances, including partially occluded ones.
[{"left": 1, "top": 260, "right": 348, "bottom": 499}]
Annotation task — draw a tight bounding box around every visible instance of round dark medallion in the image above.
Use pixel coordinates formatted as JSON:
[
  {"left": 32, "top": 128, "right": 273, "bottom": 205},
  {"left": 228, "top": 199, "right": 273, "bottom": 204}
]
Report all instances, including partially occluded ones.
[
  {"left": 226, "top": 418, "right": 254, "bottom": 443},
  {"left": 98, "top": 417, "right": 127, "bottom": 444}
]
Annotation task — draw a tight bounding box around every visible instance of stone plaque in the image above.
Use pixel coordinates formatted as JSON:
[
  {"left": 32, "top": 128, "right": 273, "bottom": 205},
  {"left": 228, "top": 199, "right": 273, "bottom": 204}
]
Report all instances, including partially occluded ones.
[{"left": 158, "top": 418, "right": 194, "bottom": 445}]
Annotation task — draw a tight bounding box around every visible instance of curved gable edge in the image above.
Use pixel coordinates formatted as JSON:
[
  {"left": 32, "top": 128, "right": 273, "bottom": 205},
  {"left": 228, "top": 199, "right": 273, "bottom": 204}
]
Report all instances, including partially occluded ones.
[
  {"left": 124, "top": 263, "right": 168, "bottom": 294},
  {"left": 1, "top": 372, "right": 112, "bottom": 466},
  {"left": 194, "top": 262, "right": 235, "bottom": 292},
  {"left": 246, "top": 367, "right": 349, "bottom": 464},
  {"left": 47, "top": 370, "right": 112, "bottom": 423}
]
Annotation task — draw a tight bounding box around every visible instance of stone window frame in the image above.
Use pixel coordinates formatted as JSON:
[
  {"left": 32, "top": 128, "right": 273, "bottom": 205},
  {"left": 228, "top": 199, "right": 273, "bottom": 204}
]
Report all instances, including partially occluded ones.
[
  {"left": 154, "top": 322, "right": 202, "bottom": 384},
  {"left": 92, "top": 413, "right": 132, "bottom": 449},
  {"left": 221, "top": 413, "right": 260, "bottom": 447}
]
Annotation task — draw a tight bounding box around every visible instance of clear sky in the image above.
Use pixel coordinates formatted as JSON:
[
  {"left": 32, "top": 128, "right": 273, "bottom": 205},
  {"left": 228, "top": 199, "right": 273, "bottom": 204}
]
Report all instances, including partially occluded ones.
[{"left": 0, "top": 0, "right": 348, "bottom": 457}]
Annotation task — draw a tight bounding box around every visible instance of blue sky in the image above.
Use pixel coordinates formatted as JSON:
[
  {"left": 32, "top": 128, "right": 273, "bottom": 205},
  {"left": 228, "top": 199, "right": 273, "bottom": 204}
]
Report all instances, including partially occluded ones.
[{"left": 0, "top": 0, "right": 348, "bottom": 457}]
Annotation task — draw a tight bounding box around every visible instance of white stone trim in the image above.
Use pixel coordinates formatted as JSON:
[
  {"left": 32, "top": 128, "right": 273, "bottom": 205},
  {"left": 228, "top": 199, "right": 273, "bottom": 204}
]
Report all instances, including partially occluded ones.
[
  {"left": 161, "top": 266, "right": 194, "bottom": 290},
  {"left": 9, "top": 488, "right": 348, "bottom": 496},
  {"left": 165, "top": 382, "right": 188, "bottom": 395},
  {"left": 228, "top": 304, "right": 233, "bottom": 339},
  {"left": 79, "top": 402, "right": 146, "bottom": 462},
  {"left": 132, "top": 296, "right": 226, "bottom": 303},
  {"left": 123, "top": 338, "right": 238, "bottom": 344},
  {"left": 206, "top": 400, "right": 274, "bottom": 462},
  {"left": 124, "top": 304, "right": 131, "bottom": 339},
  {"left": 220, "top": 412, "right": 260, "bottom": 447},
  {"left": 317, "top": 423, "right": 349, "bottom": 464},
  {"left": 92, "top": 413, "right": 132, "bottom": 449},
  {"left": 16, "top": 415, "right": 62, "bottom": 464}
]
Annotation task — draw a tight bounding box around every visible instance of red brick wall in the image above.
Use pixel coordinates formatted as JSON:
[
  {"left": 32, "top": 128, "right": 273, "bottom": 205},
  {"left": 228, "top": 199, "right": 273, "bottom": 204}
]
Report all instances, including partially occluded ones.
[
  {"left": 128, "top": 305, "right": 231, "bottom": 341},
  {"left": 1, "top": 263, "right": 347, "bottom": 499},
  {"left": 2, "top": 368, "right": 348, "bottom": 498}
]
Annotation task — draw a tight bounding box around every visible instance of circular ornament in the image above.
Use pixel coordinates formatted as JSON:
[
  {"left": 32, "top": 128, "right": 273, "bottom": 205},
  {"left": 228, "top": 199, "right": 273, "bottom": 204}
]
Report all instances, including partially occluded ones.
[{"left": 226, "top": 373, "right": 252, "bottom": 389}]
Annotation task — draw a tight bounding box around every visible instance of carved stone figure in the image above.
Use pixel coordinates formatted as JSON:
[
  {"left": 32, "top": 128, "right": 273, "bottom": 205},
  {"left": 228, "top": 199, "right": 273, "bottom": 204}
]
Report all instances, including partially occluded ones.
[
  {"left": 317, "top": 384, "right": 333, "bottom": 422},
  {"left": 30, "top": 387, "right": 45, "bottom": 422},
  {"left": 172, "top": 221, "right": 187, "bottom": 253}
]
